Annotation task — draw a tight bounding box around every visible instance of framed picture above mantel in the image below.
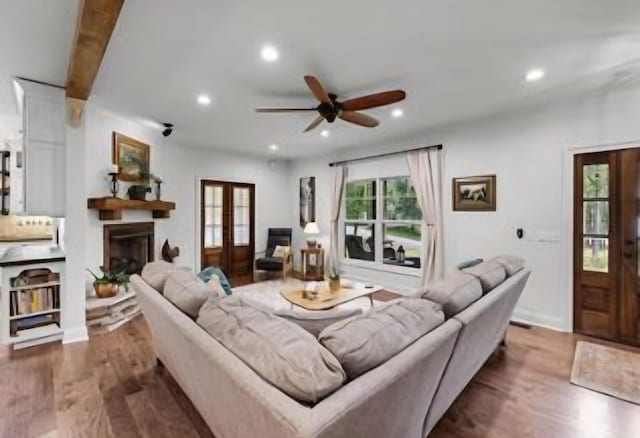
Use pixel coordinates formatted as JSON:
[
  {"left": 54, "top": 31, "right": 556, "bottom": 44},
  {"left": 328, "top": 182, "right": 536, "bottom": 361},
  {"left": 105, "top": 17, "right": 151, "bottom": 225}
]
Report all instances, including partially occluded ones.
[
  {"left": 112, "top": 132, "right": 150, "bottom": 182},
  {"left": 452, "top": 175, "right": 497, "bottom": 211}
]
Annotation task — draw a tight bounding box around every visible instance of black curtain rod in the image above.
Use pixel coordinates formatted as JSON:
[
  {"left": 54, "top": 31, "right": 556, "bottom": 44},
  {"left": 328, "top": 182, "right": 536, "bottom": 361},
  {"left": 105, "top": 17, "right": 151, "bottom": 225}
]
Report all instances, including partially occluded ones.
[{"left": 328, "top": 144, "right": 443, "bottom": 167}]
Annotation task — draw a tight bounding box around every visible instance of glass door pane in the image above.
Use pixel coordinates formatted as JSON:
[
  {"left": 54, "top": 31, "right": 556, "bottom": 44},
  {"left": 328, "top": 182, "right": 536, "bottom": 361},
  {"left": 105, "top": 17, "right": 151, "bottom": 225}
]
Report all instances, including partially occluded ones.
[
  {"left": 582, "top": 163, "right": 610, "bottom": 272},
  {"left": 233, "top": 187, "right": 250, "bottom": 246},
  {"left": 204, "top": 185, "right": 223, "bottom": 248}
]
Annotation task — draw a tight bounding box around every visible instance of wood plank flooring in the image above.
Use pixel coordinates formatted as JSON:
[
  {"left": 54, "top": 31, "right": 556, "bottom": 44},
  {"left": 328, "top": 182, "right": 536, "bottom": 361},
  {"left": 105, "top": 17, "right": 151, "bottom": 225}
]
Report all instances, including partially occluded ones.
[{"left": 1, "top": 314, "right": 639, "bottom": 437}]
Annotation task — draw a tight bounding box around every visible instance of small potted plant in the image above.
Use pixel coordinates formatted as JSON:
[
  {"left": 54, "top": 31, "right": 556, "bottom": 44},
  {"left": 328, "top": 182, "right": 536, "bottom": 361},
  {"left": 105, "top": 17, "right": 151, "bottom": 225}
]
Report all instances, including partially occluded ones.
[
  {"left": 328, "top": 267, "right": 341, "bottom": 293},
  {"left": 87, "top": 267, "right": 129, "bottom": 299}
]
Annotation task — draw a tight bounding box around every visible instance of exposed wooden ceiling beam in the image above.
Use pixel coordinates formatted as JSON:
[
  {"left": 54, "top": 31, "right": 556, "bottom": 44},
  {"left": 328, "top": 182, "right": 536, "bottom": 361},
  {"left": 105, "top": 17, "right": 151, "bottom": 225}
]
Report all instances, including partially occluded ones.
[{"left": 65, "top": 0, "right": 124, "bottom": 104}]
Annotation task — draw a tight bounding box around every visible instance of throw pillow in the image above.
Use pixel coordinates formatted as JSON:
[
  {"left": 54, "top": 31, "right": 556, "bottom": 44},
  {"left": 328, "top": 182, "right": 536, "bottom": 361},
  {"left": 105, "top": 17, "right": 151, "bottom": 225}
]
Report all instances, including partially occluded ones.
[
  {"left": 318, "top": 299, "right": 445, "bottom": 379},
  {"left": 198, "top": 267, "right": 232, "bottom": 295},
  {"left": 164, "top": 270, "right": 215, "bottom": 317},
  {"left": 197, "top": 296, "right": 346, "bottom": 403},
  {"left": 207, "top": 275, "right": 227, "bottom": 298},
  {"left": 272, "top": 245, "right": 290, "bottom": 258}
]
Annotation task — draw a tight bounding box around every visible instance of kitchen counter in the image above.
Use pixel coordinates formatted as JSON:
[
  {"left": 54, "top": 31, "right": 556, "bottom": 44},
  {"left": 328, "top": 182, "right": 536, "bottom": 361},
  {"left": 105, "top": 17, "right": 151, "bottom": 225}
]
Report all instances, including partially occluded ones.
[{"left": 0, "top": 245, "right": 65, "bottom": 267}]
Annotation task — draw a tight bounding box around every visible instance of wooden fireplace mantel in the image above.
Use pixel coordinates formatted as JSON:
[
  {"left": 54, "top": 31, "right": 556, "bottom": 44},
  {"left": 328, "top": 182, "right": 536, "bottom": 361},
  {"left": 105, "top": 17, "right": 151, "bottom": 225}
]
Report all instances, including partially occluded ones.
[{"left": 87, "top": 197, "right": 176, "bottom": 220}]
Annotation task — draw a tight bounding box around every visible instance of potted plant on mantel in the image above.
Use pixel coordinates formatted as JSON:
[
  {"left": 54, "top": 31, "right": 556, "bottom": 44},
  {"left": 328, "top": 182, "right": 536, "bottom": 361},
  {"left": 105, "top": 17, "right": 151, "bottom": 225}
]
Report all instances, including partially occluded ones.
[
  {"left": 87, "top": 267, "right": 129, "bottom": 299},
  {"left": 127, "top": 172, "right": 160, "bottom": 201}
]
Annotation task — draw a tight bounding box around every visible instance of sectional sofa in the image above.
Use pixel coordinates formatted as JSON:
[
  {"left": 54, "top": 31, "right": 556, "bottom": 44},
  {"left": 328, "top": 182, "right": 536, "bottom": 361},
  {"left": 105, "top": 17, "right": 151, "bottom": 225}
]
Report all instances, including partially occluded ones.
[{"left": 132, "top": 257, "right": 530, "bottom": 438}]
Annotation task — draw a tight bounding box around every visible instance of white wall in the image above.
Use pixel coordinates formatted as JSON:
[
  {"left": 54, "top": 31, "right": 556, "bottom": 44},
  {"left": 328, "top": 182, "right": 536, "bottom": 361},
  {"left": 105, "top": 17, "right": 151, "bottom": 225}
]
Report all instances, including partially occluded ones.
[
  {"left": 289, "top": 84, "right": 640, "bottom": 332},
  {"left": 83, "top": 104, "right": 291, "bottom": 272}
]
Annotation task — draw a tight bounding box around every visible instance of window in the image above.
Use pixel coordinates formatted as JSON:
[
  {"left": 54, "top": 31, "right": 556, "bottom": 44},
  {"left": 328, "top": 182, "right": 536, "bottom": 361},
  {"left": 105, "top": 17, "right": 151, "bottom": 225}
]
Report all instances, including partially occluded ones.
[
  {"left": 203, "top": 185, "right": 223, "bottom": 248},
  {"left": 582, "top": 164, "right": 609, "bottom": 272},
  {"left": 233, "top": 187, "right": 251, "bottom": 246},
  {"left": 344, "top": 176, "right": 422, "bottom": 269}
]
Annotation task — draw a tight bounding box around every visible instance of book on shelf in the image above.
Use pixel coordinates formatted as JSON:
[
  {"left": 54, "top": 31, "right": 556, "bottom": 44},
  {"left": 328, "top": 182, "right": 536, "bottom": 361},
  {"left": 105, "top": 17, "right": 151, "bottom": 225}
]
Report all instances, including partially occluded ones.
[{"left": 9, "top": 286, "right": 60, "bottom": 316}]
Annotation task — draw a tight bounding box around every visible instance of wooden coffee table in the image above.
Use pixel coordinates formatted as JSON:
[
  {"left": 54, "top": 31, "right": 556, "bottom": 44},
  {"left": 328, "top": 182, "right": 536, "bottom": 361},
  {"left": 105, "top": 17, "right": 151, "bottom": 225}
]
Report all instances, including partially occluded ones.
[{"left": 281, "top": 282, "right": 382, "bottom": 311}]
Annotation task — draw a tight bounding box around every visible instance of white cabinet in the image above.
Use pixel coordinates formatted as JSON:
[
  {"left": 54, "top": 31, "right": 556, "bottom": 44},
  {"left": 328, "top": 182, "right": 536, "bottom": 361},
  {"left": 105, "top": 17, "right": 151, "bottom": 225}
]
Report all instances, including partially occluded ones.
[{"left": 16, "top": 79, "right": 66, "bottom": 217}]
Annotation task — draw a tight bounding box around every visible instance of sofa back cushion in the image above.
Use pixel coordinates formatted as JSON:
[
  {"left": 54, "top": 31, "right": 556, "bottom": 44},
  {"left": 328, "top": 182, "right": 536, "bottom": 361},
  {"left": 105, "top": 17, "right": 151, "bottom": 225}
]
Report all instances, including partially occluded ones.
[
  {"left": 421, "top": 272, "right": 483, "bottom": 317},
  {"left": 196, "top": 296, "right": 346, "bottom": 404},
  {"left": 164, "top": 270, "right": 215, "bottom": 318},
  {"left": 462, "top": 260, "right": 506, "bottom": 293},
  {"left": 141, "top": 260, "right": 184, "bottom": 291},
  {"left": 318, "top": 299, "right": 445, "bottom": 379},
  {"left": 493, "top": 255, "right": 525, "bottom": 277}
]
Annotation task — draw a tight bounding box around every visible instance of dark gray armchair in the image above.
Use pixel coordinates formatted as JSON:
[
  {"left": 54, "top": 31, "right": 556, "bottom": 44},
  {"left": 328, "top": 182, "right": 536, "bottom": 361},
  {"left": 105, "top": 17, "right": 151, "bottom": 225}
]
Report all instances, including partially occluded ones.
[{"left": 255, "top": 228, "right": 293, "bottom": 279}]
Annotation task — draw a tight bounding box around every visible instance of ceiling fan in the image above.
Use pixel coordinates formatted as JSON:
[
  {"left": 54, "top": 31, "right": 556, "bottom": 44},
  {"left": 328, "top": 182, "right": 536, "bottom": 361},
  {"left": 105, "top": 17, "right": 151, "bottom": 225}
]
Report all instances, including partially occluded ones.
[{"left": 255, "top": 75, "right": 406, "bottom": 133}]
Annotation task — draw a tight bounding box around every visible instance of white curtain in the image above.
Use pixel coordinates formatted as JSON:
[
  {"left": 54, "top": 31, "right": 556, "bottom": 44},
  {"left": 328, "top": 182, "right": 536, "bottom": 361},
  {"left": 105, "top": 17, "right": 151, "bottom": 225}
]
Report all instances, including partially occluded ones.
[
  {"left": 329, "top": 165, "right": 347, "bottom": 276},
  {"left": 407, "top": 149, "right": 443, "bottom": 287}
]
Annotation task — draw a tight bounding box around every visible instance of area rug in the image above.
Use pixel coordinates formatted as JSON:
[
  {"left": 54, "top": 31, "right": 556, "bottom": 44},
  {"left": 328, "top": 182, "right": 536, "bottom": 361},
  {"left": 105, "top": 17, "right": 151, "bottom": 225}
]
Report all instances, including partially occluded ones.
[{"left": 570, "top": 341, "right": 640, "bottom": 404}]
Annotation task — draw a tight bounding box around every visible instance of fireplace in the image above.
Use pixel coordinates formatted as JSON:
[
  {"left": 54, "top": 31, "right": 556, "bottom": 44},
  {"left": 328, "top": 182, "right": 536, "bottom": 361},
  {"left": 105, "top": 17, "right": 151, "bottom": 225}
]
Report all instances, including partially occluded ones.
[{"left": 103, "top": 222, "right": 154, "bottom": 274}]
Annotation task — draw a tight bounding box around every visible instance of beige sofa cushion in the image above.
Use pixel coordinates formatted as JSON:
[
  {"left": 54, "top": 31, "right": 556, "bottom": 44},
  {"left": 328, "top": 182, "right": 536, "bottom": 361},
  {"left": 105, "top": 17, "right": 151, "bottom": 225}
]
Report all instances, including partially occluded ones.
[
  {"left": 493, "top": 255, "right": 525, "bottom": 277},
  {"left": 421, "top": 272, "right": 483, "bottom": 317},
  {"left": 462, "top": 260, "right": 506, "bottom": 293},
  {"left": 318, "top": 299, "right": 444, "bottom": 379},
  {"left": 141, "top": 261, "right": 190, "bottom": 291},
  {"left": 197, "top": 296, "right": 346, "bottom": 403},
  {"left": 163, "top": 270, "right": 214, "bottom": 318}
]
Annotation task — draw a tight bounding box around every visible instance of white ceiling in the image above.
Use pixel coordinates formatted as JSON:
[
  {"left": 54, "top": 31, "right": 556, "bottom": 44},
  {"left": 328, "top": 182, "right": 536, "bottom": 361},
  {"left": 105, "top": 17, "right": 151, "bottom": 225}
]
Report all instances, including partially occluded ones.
[
  {"left": 0, "top": 0, "right": 78, "bottom": 116},
  {"left": 3, "top": 1, "right": 640, "bottom": 157}
]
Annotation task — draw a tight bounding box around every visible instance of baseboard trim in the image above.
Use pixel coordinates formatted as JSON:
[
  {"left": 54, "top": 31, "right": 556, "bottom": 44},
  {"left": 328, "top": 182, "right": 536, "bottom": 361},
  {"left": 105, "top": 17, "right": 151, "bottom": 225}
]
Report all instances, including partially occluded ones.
[
  {"left": 63, "top": 327, "right": 89, "bottom": 344},
  {"left": 511, "top": 308, "right": 569, "bottom": 333}
]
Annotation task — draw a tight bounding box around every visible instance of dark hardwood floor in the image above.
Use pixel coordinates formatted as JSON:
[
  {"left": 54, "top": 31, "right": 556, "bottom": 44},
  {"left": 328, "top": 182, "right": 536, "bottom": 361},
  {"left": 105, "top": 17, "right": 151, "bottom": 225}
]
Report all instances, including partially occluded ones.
[{"left": 1, "top": 312, "right": 639, "bottom": 437}]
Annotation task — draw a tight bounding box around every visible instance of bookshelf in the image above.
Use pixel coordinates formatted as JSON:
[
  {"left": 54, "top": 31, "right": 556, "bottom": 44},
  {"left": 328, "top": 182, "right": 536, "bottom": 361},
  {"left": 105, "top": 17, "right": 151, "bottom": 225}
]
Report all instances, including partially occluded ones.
[{"left": 0, "top": 260, "right": 65, "bottom": 349}]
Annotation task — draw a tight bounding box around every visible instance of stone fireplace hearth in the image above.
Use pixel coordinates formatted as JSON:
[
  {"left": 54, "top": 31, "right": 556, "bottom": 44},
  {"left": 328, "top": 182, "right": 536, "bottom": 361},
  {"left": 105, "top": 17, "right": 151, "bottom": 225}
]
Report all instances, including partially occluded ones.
[{"left": 103, "top": 222, "right": 154, "bottom": 274}]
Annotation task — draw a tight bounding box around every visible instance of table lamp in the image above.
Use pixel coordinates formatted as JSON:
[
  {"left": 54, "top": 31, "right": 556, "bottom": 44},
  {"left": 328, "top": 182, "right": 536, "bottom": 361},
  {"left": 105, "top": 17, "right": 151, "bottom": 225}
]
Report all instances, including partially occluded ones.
[{"left": 303, "top": 222, "right": 320, "bottom": 248}]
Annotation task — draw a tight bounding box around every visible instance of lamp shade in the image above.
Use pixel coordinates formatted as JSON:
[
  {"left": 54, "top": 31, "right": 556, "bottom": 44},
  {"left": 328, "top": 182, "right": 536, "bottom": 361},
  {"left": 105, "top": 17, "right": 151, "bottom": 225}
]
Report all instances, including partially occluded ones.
[{"left": 303, "top": 222, "right": 320, "bottom": 235}]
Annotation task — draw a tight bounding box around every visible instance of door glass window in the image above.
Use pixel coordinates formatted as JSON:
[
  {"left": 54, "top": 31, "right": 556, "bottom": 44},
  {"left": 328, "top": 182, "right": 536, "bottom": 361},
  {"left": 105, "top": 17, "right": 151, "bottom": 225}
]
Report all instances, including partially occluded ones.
[
  {"left": 234, "top": 187, "right": 250, "bottom": 246},
  {"left": 582, "top": 164, "right": 609, "bottom": 272},
  {"left": 204, "top": 185, "right": 223, "bottom": 248}
]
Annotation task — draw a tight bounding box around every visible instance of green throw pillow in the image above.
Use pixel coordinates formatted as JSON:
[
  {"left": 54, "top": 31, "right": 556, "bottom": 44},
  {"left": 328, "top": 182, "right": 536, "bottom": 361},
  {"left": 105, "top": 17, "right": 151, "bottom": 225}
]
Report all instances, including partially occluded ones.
[{"left": 198, "top": 267, "right": 233, "bottom": 295}]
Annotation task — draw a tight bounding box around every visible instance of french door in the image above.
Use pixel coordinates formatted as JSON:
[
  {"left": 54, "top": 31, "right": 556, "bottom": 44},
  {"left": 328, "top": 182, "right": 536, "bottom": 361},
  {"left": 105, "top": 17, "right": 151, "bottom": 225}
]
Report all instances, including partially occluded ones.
[
  {"left": 200, "top": 180, "right": 255, "bottom": 282},
  {"left": 574, "top": 149, "right": 639, "bottom": 345}
]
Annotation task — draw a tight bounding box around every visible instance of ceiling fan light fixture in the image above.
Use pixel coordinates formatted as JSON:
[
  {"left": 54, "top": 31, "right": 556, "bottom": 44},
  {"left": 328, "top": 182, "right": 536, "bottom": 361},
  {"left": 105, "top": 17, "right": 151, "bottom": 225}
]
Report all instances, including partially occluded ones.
[
  {"left": 268, "top": 144, "right": 279, "bottom": 152},
  {"left": 391, "top": 108, "right": 404, "bottom": 118},
  {"left": 261, "top": 45, "right": 279, "bottom": 62},
  {"left": 320, "top": 129, "right": 330, "bottom": 137}
]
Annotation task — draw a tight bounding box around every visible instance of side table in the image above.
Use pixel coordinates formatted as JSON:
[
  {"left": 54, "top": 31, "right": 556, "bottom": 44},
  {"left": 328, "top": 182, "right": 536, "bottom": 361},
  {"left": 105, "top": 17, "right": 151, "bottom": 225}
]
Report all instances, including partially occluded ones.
[{"left": 300, "top": 247, "right": 325, "bottom": 281}]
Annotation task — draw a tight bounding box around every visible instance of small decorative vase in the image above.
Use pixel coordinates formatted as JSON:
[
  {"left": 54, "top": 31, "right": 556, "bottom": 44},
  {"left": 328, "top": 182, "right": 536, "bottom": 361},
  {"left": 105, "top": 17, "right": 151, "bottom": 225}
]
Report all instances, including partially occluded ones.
[
  {"left": 127, "top": 185, "right": 151, "bottom": 201},
  {"left": 154, "top": 180, "right": 162, "bottom": 201},
  {"left": 329, "top": 277, "right": 341, "bottom": 293},
  {"left": 94, "top": 282, "right": 119, "bottom": 299}
]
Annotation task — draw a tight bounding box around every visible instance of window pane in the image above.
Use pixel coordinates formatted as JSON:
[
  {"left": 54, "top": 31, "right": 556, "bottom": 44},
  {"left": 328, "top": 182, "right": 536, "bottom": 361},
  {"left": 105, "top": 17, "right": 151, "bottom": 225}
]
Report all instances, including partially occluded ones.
[
  {"left": 583, "top": 201, "right": 609, "bottom": 235},
  {"left": 234, "top": 225, "right": 249, "bottom": 245},
  {"left": 204, "top": 185, "right": 223, "bottom": 207},
  {"left": 346, "top": 179, "right": 376, "bottom": 220},
  {"left": 383, "top": 177, "right": 422, "bottom": 221},
  {"left": 583, "top": 237, "right": 608, "bottom": 272},
  {"left": 344, "top": 223, "right": 375, "bottom": 262},
  {"left": 234, "top": 187, "right": 250, "bottom": 207},
  {"left": 204, "top": 225, "right": 222, "bottom": 248},
  {"left": 234, "top": 206, "right": 248, "bottom": 225},
  {"left": 383, "top": 223, "right": 421, "bottom": 268},
  {"left": 583, "top": 164, "right": 609, "bottom": 199}
]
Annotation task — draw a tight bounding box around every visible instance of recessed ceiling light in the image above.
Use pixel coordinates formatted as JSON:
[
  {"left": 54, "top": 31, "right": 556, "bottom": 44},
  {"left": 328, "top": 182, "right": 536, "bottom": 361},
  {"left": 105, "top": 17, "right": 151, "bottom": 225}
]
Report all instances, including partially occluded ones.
[
  {"left": 269, "top": 144, "right": 279, "bottom": 151},
  {"left": 197, "top": 94, "right": 211, "bottom": 106},
  {"left": 320, "top": 129, "right": 330, "bottom": 137},
  {"left": 261, "top": 45, "right": 279, "bottom": 62},
  {"left": 391, "top": 108, "right": 404, "bottom": 118},
  {"left": 525, "top": 68, "right": 545, "bottom": 82}
]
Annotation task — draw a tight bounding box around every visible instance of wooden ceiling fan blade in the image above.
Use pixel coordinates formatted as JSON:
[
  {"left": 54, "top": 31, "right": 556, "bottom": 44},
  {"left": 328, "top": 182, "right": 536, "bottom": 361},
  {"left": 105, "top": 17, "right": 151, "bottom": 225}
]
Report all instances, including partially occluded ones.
[
  {"left": 341, "top": 90, "right": 406, "bottom": 111},
  {"left": 304, "top": 115, "right": 325, "bottom": 132},
  {"left": 304, "top": 75, "right": 332, "bottom": 105},
  {"left": 339, "top": 111, "right": 379, "bottom": 128},
  {"left": 255, "top": 108, "right": 317, "bottom": 112}
]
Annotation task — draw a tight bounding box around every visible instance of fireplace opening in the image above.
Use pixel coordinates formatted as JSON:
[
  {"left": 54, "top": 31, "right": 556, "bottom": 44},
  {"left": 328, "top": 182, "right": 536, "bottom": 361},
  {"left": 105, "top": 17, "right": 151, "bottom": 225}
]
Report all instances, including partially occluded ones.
[{"left": 103, "top": 222, "right": 154, "bottom": 274}]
